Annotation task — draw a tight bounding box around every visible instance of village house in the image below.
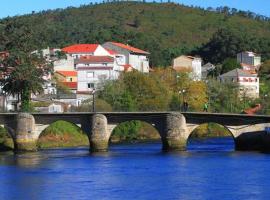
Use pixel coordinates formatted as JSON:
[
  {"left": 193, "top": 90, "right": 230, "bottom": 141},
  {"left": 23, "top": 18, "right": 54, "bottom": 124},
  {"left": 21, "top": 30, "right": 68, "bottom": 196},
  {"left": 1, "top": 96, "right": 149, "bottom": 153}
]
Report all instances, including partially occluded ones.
[
  {"left": 172, "top": 55, "right": 202, "bottom": 80},
  {"left": 237, "top": 51, "right": 261, "bottom": 73},
  {"left": 76, "top": 55, "right": 116, "bottom": 101},
  {"left": 219, "top": 68, "right": 259, "bottom": 99},
  {"left": 102, "top": 42, "right": 150, "bottom": 73},
  {"left": 62, "top": 44, "right": 111, "bottom": 59},
  {"left": 54, "top": 71, "right": 77, "bottom": 93}
]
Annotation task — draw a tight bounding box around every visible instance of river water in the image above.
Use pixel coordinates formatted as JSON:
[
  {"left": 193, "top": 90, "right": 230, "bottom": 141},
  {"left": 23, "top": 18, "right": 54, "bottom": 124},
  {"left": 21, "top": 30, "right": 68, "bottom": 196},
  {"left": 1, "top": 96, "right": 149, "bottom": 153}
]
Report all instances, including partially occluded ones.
[{"left": 1, "top": 137, "right": 270, "bottom": 200}]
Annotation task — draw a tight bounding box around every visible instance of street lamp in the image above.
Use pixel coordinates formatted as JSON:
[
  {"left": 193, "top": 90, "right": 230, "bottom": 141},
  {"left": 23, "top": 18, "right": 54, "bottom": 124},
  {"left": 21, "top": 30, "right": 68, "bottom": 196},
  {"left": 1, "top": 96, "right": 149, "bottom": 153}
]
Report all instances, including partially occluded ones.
[
  {"left": 92, "top": 88, "right": 96, "bottom": 112},
  {"left": 179, "top": 89, "right": 186, "bottom": 111}
]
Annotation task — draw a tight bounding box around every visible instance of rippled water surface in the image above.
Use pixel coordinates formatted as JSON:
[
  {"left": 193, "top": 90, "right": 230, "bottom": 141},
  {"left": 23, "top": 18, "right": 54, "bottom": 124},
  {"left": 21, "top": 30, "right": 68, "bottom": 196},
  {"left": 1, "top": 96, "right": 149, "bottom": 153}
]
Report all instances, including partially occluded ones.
[{"left": 1, "top": 137, "right": 270, "bottom": 200}]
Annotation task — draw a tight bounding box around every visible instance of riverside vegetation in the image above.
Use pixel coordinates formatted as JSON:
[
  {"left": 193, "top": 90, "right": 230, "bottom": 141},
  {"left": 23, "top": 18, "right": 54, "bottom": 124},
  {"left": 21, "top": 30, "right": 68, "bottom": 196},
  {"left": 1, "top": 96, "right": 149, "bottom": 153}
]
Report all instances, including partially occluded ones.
[{"left": 1, "top": 2, "right": 270, "bottom": 150}]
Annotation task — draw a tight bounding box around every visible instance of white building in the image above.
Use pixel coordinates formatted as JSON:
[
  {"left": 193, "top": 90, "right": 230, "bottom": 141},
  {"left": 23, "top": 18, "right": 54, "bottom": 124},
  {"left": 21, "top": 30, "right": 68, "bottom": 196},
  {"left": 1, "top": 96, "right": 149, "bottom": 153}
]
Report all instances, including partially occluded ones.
[
  {"left": 219, "top": 68, "right": 259, "bottom": 99},
  {"left": 53, "top": 56, "right": 75, "bottom": 71},
  {"left": 172, "top": 55, "right": 202, "bottom": 80},
  {"left": 76, "top": 55, "right": 119, "bottom": 101},
  {"left": 102, "top": 42, "right": 150, "bottom": 73}
]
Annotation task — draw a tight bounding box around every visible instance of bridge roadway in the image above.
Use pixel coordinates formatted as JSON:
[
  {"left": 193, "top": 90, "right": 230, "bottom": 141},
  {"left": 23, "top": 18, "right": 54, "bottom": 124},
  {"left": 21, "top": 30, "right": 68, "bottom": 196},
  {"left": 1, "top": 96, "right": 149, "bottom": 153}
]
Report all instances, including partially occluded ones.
[{"left": 0, "top": 112, "right": 270, "bottom": 152}]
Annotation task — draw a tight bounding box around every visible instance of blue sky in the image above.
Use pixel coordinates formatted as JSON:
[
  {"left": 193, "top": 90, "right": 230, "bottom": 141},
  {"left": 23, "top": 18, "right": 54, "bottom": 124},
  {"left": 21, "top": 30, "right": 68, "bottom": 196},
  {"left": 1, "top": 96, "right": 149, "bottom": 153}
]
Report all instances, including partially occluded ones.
[{"left": 0, "top": 0, "right": 269, "bottom": 19}]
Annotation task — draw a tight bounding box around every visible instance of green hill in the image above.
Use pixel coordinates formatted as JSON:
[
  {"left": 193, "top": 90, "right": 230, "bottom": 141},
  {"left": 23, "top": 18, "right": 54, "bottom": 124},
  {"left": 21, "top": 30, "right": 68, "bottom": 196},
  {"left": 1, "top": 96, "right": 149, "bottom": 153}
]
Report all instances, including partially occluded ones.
[{"left": 1, "top": 2, "right": 270, "bottom": 66}]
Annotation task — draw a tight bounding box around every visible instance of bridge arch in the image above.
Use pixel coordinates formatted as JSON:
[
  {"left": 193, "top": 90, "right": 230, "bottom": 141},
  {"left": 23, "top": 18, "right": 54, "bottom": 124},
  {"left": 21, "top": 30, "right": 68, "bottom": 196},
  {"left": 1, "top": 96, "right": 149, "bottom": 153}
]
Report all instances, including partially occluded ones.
[
  {"left": 109, "top": 120, "right": 161, "bottom": 144},
  {"left": 0, "top": 125, "right": 14, "bottom": 151},
  {"left": 37, "top": 120, "right": 89, "bottom": 149},
  {"left": 187, "top": 122, "right": 235, "bottom": 151}
]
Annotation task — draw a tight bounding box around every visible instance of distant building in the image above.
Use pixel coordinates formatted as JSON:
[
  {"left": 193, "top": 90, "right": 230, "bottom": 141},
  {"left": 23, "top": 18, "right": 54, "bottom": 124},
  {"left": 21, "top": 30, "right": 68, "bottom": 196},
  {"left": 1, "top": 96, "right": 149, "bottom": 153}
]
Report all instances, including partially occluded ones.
[
  {"left": 76, "top": 56, "right": 116, "bottom": 94},
  {"left": 55, "top": 71, "right": 78, "bottom": 93},
  {"left": 201, "top": 62, "right": 216, "bottom": 79},
  {"left": 172, "top": 55, "right": 202, "bottom": 80},
  {"left": 237, "top": 51, "right": 261, "bottom": 73},
  {"left": 62, "top": 44, "right": 110, "bottom": 59},
  {"left": 55, "top": 71, "right": 77, "bottom": 82},
  {"left": 219, "top": 68, "right": 259, "bottom": 99},
  {"left": 103, "top": 42, "right": 150, "bottom": 73}
]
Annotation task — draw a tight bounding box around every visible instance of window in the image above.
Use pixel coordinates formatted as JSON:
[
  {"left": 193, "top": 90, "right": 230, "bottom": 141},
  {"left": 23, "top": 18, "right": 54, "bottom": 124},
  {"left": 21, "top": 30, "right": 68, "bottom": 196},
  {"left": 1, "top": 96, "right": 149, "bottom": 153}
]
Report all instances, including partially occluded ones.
[
  {"left": 87, "top": 83, "right": 95, "bottom": 89},
  {"left": 87, "top": 72, "right": 94, "bottom": 78}
]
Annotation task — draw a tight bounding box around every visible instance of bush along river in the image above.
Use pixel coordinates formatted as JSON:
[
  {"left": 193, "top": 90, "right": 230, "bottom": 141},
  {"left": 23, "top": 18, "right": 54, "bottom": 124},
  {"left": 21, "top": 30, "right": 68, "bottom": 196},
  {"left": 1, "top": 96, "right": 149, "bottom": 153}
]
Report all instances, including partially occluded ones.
[{"left": 1, "top": 122, "right": 270, "bottom": 199}]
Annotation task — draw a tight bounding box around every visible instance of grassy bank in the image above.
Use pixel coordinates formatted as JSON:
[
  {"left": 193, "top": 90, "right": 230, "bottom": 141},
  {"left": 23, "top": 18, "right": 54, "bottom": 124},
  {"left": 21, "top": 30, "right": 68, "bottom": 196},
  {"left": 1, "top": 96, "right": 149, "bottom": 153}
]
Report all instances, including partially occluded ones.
[
  {"left": 191, "top": 123, "right": 232, "bottom": 138},
  {"left": 37, "top": 120, "right": 89, "bottom": 149},
  {"left": 110, "top": 121, "right": 160, "bottom": 143}
]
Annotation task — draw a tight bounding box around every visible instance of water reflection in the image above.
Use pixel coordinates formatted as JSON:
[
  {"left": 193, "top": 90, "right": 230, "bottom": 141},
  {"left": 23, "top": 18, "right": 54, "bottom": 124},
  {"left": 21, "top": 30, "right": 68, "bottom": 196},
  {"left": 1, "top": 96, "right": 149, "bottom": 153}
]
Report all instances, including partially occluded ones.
[{"left": 1, "top": 139, "right": 270, "bottom": 200}]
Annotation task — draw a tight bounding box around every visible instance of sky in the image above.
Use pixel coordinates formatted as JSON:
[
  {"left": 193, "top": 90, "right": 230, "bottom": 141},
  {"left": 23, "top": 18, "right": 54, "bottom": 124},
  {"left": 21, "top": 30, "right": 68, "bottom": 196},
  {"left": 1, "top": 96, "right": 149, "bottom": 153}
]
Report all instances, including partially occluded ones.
[{"left": 0, "top": 0, "right": 269, "bottom": 19}]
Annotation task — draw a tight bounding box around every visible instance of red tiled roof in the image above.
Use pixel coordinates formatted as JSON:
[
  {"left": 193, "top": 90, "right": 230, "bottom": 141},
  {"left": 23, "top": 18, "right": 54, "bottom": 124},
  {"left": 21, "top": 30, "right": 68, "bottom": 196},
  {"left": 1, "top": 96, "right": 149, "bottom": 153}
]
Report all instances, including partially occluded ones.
[
  {"left": 62, "top": 44, "right": 99, "bottom": 54},
  {"left": 77, "top": 56, "right": 114, "bottom": 63},
  {"left": 109, "top": 42, "right": 150, "bottom": 54},
  {"left": 61, "top": 82, "right": 77, "bottom": 89},
  {"left": 56, "top": 71, "right": 77, "bottom": 77}
]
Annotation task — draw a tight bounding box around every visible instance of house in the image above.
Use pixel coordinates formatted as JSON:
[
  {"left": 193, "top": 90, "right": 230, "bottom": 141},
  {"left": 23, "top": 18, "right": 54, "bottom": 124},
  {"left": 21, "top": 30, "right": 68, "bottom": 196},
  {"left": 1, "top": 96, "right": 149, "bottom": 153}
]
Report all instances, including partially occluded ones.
[
  {"left": 172, "top": 55, "right": 202, "bottom": 80},
  {"left": 219, "top": 68, "right": 259, "bottom": 99},
  {"left": 54, "top": 44, "right": 112, "bottom": 72},
  {"left": 55, "top": 71, "right": 77, "bottom": 82},
  {"left": 62, "top": 44, "right": 110, "bottom": 59},
  {"left": 76, "top": 56, "right": 116, "bottom": 97},
  {"left": 102, "top": 42, "right": 150, "bottom": 73},
  {"left": 201, "top": 62, "right": 216, "bottom": 79},
  {"left": 54, "top": 70, "right": 78, "bottom": 94},
  {"left": 237, "top": 51, "right": 261, "bottom": 74},
  {"left": 53, "top": 56, "right": 75, "bottom": 72},
  {"left": 237, "top": 51, "right": 261, "bottom": 67}
]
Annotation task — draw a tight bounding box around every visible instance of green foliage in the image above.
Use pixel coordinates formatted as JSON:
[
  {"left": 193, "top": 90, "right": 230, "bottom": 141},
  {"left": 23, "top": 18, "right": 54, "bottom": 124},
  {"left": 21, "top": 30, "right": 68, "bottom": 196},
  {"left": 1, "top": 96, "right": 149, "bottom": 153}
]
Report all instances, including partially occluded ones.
[
  {"left": 206, "top": 78, "right": 242, "bottom": 113},
  {"left": 0, "top": 126, "right": 14, "bottom": 151},
  {"left": 111, "top": 120, "right": 142, "bottom": 142},
  {"left": 169, "top": 94, "right": 181, "bottom": 111},
  {"left": 259, "top": 60, "right": 270, "bottom": 79},
  {"left": 221, "top": 58, "right": 241, "bottom": 74},
  {"left": 191, "top": 123, "right": 232, "bottom": 138},
  {"left": 195, "top": 28, "right": 270, "bottom": 64},
  {"left": 1, "top": 2, "right": 270, "bottom": 66},
  {"left": 99, "top": 71, "right": 170, "bottom": 111},
  {"left": 37, "top": 120, "right": 89, "bottom": 148}
]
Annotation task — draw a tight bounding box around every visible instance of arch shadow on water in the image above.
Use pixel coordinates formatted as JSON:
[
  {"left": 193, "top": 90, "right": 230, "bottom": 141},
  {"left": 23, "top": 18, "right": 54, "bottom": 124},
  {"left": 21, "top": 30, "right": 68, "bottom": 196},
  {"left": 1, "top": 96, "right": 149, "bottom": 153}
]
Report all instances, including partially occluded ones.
[
  {"left": 109, "top": 120, "right": 162, "bottom": 154},
  {"left": 187, "top": 122, "right": 235, "bottom": 152}
]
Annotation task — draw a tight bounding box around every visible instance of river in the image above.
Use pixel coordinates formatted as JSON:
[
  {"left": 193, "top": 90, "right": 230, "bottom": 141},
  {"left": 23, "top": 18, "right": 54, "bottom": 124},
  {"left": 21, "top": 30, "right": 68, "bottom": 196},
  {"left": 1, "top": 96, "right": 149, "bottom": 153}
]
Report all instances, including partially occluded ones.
[{"left": 1, "top": 137, "right": 270, "bottom": 200}]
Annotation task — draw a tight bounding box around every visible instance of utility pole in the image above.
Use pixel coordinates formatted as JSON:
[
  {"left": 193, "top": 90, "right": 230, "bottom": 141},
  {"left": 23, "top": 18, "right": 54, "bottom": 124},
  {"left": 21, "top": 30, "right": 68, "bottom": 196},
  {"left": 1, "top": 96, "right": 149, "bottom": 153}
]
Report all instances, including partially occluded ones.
[{"left": 92, "top": 88, "right": 96, "bottom": 112}]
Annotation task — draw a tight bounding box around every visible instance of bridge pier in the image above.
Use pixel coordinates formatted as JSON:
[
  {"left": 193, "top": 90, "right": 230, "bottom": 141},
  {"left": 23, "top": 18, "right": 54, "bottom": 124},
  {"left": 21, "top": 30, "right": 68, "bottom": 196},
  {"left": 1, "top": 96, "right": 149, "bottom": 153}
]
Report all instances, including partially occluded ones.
[
  {"left": 162, "top": 113, "right": 189, "bottom": 151},
  {"left": 14, "top": 113, "right": 37, "bottom": 152},
  {"left": 90, "top": 114, "right": 110, "bottom": 152}
]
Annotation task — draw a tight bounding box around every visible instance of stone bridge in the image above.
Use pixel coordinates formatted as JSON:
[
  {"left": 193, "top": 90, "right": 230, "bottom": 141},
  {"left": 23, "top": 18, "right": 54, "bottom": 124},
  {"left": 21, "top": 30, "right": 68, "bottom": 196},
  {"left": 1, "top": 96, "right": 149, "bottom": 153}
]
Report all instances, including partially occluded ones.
[{"left": 1, "top": 112, "right": 270, "bottom": 152}]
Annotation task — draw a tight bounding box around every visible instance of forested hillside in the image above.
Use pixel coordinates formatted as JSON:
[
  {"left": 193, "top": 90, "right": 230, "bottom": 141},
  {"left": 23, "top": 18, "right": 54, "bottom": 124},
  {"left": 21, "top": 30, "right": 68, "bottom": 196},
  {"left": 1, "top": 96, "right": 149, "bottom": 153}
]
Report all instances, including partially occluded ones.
[{"left": 1, "top": 2, "right": 270, "bottom": 66}]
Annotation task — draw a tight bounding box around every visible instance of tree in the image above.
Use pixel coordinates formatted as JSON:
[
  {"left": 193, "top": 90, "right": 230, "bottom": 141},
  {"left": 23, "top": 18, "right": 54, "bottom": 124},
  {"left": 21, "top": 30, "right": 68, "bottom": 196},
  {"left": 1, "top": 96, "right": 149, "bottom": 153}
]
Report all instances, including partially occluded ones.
[
  {"left": 196, "top": 28, "right": 253, "bottom": 64},
  {"left": 0, "top": 53, "right": 52, "bottom": 111},
  {"left": 221, "top": 58, "right": 241, "bottom": 74},
  {"left": 0, "top": 20, "right": 52, "bottom": 112},
  {"left": 259, "top": 59, "right": 270, "bottom": 79}
]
